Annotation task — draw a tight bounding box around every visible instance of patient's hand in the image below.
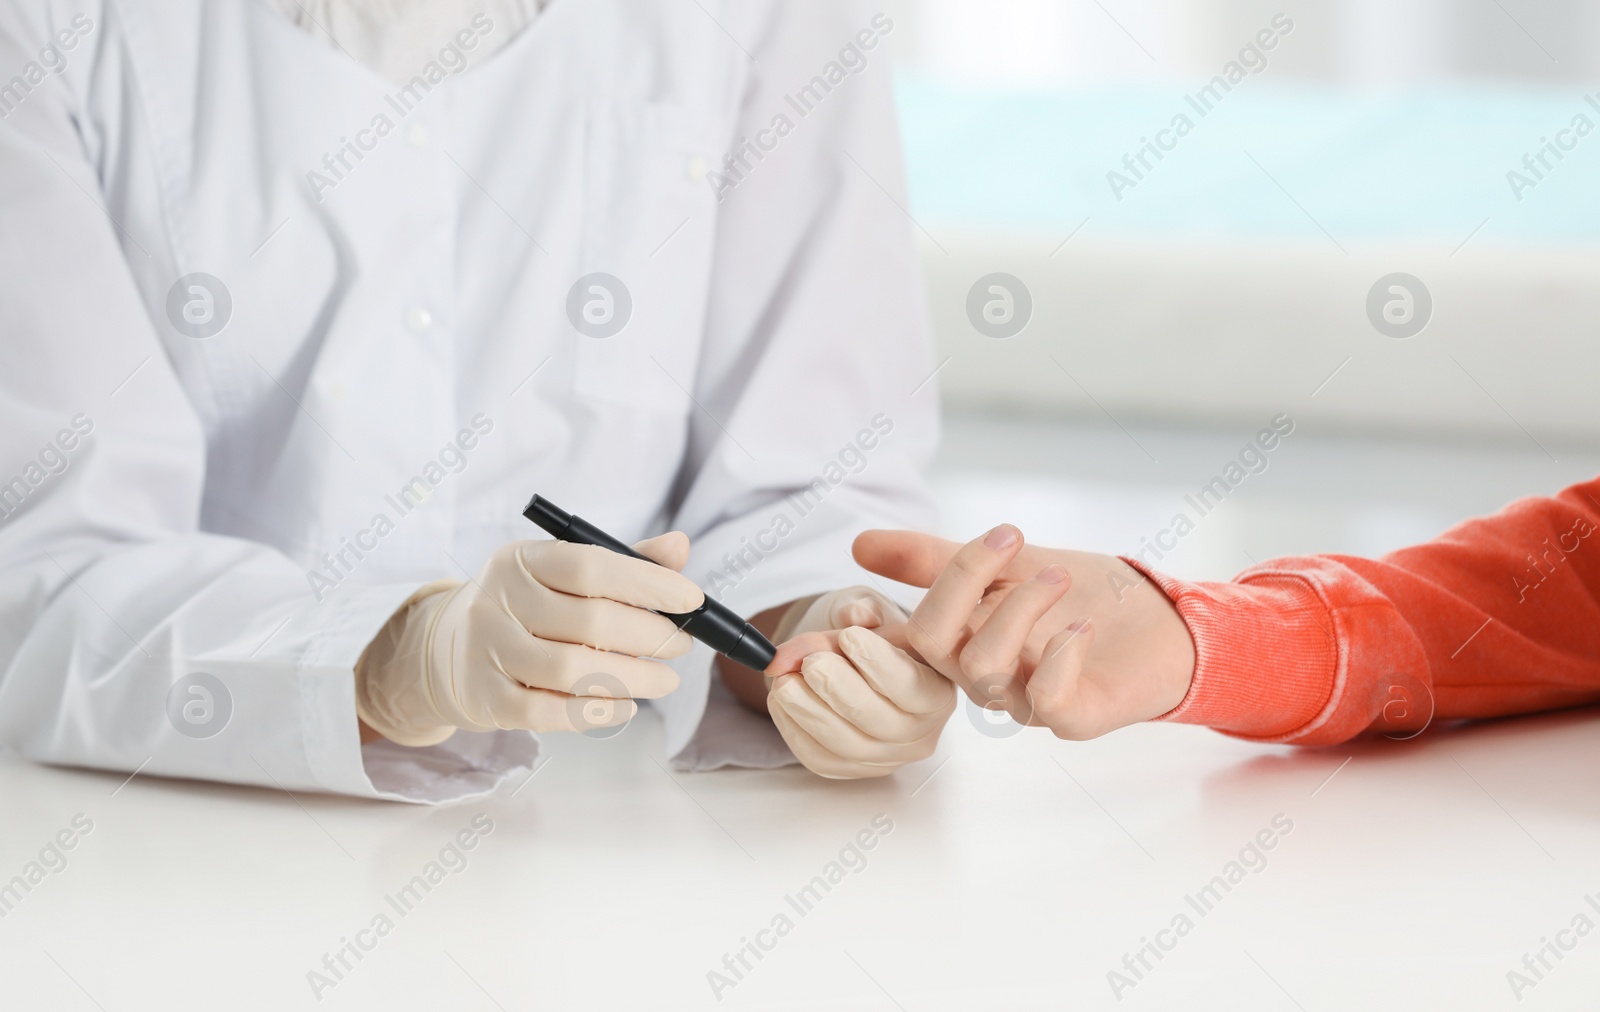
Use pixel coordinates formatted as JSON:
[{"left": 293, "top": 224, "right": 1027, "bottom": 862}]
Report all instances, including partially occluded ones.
[{"left": 850, "top": 526, "right": 1196, "bottom": 741}]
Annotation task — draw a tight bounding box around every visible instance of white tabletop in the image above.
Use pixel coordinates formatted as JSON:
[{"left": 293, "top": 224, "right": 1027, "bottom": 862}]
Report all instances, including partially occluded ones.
[
  {"left": 4, "top": 699, "right": 1598, "bottom": 1011},
  {"left": 8, "top": 416, "right": 1599, "bottom": 1011}
]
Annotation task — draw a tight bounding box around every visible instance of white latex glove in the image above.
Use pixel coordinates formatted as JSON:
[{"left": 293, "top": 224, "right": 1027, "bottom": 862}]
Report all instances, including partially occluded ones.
[
  {"left": 355, "top": 534, "right": 701, "bottom": 745},
  {"left": 766, "top": 587, "right": 956, "bottom": 779},
  {"left": 771, "top": 585, "right": 906, "bottom": 644}
]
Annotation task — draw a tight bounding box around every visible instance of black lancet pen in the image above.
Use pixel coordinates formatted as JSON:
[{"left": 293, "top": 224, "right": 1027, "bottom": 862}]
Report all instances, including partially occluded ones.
[{"left": 522, "top": 495, "right": 778, "bottom": 672}]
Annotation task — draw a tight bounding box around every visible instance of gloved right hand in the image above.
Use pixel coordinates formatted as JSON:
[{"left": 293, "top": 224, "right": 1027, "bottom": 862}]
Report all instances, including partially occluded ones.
[{"left": 354, "top": 533, "right": 703, "bottom": 746}]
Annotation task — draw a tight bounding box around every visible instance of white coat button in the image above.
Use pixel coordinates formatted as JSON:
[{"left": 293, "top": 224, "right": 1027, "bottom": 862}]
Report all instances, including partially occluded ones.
[
  {"left": 407, "top": 124, "right": 429, "bottom": 147},
  {"left": 686, "top": 156, "right": 709, "bottom": 182},
  {"left": 404, "top": 307, "right": 433, "bottom": 333}
]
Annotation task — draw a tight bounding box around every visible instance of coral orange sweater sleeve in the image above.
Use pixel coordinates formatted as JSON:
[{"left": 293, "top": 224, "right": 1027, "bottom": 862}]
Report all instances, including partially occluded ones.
[{"left": 1123, "top": 476, "right": 1600, "bottom": 745}]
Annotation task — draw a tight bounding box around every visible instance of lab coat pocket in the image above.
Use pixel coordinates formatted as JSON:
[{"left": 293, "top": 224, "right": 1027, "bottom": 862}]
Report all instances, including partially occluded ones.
[{"left": 572, "top": 101, "right": 722, "bottom": 413}]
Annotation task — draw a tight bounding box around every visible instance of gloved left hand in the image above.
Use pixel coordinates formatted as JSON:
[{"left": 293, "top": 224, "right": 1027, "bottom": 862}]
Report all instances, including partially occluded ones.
[
  {"left": 765, "top": 587, "right": 956, "bottom": 779},
  {"left": 770, "top": 586, "right": 904, "bottom": 645}
]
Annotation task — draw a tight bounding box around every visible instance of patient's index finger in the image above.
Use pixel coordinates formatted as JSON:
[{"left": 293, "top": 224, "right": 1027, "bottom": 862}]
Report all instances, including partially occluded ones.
[
  {"left": 766, "top": 629, "right": 842, "bottom": 675},
  {"left": 852, "top": 530, "right": 962, "bottom": 589},
  {"left": 908, "top": 525, "right": 1024, "bottom": 662}
]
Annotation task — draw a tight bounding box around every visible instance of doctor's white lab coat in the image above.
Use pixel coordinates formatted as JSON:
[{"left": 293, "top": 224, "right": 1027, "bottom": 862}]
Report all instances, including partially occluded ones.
[{"left": 0, "top": 0, "right": 938, "bottom": 802}]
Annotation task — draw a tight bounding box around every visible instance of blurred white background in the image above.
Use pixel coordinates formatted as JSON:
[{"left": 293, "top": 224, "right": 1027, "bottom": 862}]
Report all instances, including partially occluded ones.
[
  {"left": 878, "top": 0, "right": 1600, "bottom": 576},
  {"left": 889, "top": 0, "right": 1600, "bottom": 84}
]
